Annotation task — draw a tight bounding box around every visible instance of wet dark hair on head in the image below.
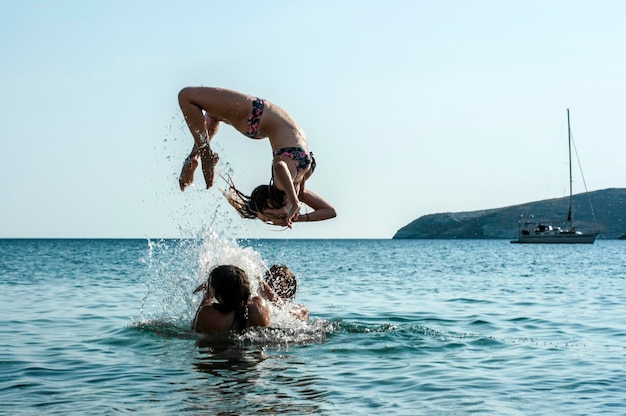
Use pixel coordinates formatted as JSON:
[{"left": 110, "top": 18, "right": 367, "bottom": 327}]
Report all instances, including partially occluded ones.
[
  {"left": 222, "top": 175, "right": 286, "bottom": 220},
  {"left": 208, "top": 265, "right": 251, "bottom": 312},
  {"left": 264, "top": 264, "right": 297, "bottom": 300}
]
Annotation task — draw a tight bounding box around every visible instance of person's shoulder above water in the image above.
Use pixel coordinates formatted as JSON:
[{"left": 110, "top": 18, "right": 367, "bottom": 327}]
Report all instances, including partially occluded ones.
[
  {"left": 246, "top": 296, "right": 271, "bottom": 327},
  {"left": 193, "top": 296, "right": 270, "bottom": 332},
  {"left": 193, "top": 303, "right": 233, "bottom": 332}
]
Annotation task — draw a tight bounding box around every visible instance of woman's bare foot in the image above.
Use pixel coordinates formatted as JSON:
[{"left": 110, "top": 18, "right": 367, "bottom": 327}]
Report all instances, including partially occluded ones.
[
  {"left": 179, "top": 156, "right": 199, "bottom": 191},
  {"left": 200, "top": 149, "right": 220, "bottom": 188}
]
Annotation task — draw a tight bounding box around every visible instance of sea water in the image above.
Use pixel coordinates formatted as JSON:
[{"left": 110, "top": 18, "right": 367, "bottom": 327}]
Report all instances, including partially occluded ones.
[{"left": 1, "top": 236, "right": 625, "bottom": 415}]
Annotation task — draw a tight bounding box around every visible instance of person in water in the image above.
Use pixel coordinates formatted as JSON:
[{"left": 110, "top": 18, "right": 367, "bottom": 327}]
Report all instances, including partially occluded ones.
[
  {"left": 258, "top": 264, "right": 310, "bottom": 321},
  {"left": 191, "top": 265, "right": 270, "bottom": 333},
  {"left": 177, "top": 86, "right": 337, "bottom": 227}
]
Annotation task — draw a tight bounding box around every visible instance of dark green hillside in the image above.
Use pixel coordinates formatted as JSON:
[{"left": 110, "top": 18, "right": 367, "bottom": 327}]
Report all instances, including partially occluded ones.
[{"left": 393, "top": 188, "right": 626, "bottom": 239}]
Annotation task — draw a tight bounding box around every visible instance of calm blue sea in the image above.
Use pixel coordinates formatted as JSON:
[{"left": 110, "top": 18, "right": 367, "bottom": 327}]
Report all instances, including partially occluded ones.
[{"left": 1, "top": 236, "right": 625, "bottom": 415}]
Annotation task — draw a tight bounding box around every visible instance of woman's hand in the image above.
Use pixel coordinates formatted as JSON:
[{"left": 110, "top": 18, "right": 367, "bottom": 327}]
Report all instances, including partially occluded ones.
[{"left": 285, "top": 201, "right": 301, "bottom": 227}]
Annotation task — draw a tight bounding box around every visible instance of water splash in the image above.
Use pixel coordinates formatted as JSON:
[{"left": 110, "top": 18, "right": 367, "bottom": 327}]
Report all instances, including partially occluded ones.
[
  {"left": 137, "top": 227, "right": 333, "bottom": 345},
  {"left": 139, "top": 229, "right": 261, "bottom": 325}
]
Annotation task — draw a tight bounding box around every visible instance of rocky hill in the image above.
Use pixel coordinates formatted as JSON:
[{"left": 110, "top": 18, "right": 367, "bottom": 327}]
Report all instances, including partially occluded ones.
[{"left": 393, "top": 188, "right": 626, "bottom": 240}]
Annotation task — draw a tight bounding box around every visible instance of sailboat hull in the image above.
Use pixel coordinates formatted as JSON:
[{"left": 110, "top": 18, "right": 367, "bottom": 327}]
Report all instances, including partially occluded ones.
[{"left": 511, "top": 232, "right": 598, "bottom": 244}]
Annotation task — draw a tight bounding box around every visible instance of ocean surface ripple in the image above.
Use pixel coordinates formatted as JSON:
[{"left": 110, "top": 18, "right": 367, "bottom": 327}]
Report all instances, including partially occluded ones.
[{"left": 1, "top": 238, "right": 625, "bottom": 415}]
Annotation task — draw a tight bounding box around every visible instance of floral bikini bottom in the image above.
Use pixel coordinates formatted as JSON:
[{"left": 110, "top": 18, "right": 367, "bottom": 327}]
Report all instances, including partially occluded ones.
[{"left": 273, "top": 147, "right": 316, "bottom": 174}]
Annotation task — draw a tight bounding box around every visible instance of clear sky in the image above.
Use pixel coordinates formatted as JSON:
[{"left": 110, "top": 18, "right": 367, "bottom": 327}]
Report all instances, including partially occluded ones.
[{"left": 1, "top": 0, "right": 625, "bottom": 239}]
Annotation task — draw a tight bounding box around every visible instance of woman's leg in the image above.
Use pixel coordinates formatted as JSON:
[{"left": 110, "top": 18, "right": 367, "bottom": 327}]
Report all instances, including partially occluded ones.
[
  {"left": 178, "top": 116, "right": 220, "bottom": 190},
  {"left": 178, "top": 88, "right": 221, "bottom": 190}
]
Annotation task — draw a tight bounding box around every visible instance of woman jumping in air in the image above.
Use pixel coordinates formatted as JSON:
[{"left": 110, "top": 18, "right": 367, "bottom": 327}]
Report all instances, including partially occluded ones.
[{"left": 178, "top": 86, "right": 336, "bottom": 228}]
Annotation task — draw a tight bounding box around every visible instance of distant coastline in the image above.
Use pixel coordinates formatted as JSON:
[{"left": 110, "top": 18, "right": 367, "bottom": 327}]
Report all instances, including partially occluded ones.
[{"left": 393, "top": 188, "right": 626, "bottom": 240}]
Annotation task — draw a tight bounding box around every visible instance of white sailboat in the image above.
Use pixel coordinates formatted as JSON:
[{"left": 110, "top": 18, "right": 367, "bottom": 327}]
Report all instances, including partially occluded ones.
[{"left": 511, "top": 109, "right": 599, "bottom": 244}]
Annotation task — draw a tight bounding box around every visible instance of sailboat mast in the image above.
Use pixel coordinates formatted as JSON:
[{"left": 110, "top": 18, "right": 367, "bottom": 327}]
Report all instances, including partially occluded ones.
[{"left": 567, "top": 108, "right": 574, "bottom": 229}]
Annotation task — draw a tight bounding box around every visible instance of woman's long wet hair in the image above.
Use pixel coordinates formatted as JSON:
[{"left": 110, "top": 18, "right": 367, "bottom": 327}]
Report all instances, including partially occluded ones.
[
  {"left": 222, "top": 175, "right": 286, "bottom": 221},
  {"left": 207, "top": 265, "right": 251, "bottom": 313}
]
